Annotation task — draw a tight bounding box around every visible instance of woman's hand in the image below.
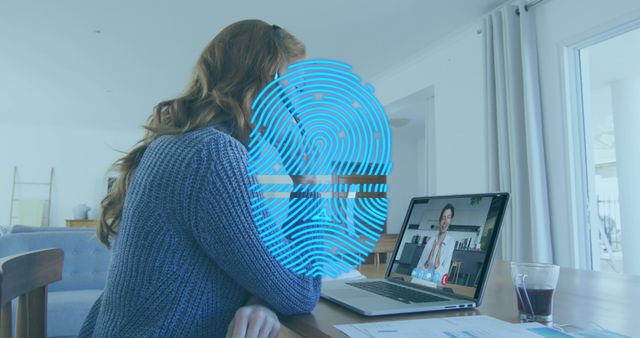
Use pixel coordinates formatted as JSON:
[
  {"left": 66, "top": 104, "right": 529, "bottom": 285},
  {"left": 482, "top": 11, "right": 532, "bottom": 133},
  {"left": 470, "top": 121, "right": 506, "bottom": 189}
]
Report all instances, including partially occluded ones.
[{"left": 225, "top": 305, "right": 280, "bottom": 338}]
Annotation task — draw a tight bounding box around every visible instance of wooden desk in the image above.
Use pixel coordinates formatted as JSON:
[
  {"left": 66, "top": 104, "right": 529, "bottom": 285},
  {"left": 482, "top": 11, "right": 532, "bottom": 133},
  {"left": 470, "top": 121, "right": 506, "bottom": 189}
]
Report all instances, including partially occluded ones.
[{"left": 281, "top": 261, "right": 640, "bottom": 337}]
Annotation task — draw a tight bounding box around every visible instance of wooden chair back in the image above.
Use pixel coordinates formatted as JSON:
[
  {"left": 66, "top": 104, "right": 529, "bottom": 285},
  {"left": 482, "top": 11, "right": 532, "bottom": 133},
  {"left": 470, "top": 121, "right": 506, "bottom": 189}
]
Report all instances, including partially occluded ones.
[{"left": 0, "top": 248, "right": 64, "bottom": 338}]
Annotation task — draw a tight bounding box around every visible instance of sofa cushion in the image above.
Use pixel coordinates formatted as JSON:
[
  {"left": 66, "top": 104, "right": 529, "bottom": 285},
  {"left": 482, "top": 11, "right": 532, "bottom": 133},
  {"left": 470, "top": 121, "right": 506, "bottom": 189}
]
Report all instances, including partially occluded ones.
[
  {"left": 49, "top": 289, "right": 103, "bottom": 337},
  {"left": 0, "top": 231, "right": 110, "bottom": 291}
]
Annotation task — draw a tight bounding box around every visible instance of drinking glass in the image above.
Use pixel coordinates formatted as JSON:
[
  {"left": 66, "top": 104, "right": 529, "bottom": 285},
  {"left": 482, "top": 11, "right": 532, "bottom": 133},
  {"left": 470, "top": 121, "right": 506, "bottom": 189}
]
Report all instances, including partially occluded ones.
[{"left": 510, "top": 262, "right": 560, "bottom": 322}]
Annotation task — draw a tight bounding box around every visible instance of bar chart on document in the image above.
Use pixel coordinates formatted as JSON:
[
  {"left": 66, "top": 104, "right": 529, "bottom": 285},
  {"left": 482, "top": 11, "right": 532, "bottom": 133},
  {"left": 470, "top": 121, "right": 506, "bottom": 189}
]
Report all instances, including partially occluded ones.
[{"left": 335, "top": 316, "right": 546, "bottom": 338}]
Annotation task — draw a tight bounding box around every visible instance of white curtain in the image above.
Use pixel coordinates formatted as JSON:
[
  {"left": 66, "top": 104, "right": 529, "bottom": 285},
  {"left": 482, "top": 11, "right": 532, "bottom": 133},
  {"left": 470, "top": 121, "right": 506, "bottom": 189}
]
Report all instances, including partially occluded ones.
[{"left": 484, "top": 1, "right": 554, "bottom": 263}]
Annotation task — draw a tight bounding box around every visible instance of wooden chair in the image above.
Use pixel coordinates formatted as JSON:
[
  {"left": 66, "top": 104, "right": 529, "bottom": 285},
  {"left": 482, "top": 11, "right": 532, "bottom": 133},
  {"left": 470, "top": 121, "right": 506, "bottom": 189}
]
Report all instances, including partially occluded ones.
[
  {"left": 0, "top": 248, "right": 64, "bottom": 338},
  {"left": 448, "top": 260, "right": 462, "bottom": 284},
  {"left": 371, "top": 234, "right": 398, "bottom": 267}
]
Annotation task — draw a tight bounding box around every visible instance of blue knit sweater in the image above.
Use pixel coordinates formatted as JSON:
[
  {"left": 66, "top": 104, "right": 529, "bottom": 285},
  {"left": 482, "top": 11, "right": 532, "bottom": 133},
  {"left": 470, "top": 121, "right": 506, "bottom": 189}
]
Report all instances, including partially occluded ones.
[{"left": 78, "top": 127, "right": 321, "bottom": 337}]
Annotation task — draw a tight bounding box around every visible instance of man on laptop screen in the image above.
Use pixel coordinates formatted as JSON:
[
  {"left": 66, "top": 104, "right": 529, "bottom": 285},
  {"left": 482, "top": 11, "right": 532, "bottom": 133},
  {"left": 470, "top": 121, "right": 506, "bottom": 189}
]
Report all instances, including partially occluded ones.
[
  {"left": 321, "top": 193, "right": 509, "bottom": 316},
  {"left": 389, "top": 195, "right": 506, "bottom": 298},
  {"left": 411, "top": 203, "right": 456, "bottom": 287}
]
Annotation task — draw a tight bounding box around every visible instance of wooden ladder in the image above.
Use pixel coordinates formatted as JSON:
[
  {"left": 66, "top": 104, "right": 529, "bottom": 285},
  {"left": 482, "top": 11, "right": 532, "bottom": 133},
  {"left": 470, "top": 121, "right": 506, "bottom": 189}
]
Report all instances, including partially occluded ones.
[{"left": 8, "top": 167, "right": 54, "bottom": 227}]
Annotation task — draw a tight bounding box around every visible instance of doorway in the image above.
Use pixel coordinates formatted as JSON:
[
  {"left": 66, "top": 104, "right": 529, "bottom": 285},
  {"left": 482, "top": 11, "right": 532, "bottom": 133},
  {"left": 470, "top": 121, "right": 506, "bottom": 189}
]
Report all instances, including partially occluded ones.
[
  {"left": 385, "top": 87, "right": 434, "bottom": 234},
  {"left": 576, "top": 26, "right": 640, "bottom": 274}
]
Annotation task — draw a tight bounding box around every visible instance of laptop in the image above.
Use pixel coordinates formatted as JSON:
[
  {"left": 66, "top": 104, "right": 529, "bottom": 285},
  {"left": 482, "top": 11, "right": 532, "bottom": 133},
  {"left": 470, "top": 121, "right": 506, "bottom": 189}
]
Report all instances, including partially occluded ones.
[{"left": 321, "top": 192, "right": 510, "bottom": 316}]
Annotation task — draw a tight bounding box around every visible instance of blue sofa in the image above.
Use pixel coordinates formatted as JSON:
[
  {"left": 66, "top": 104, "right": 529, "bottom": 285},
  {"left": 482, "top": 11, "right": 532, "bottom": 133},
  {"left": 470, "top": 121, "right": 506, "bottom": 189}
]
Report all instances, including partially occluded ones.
[{"left": 0, "top": 226, "right": 110, "bottom": 337}]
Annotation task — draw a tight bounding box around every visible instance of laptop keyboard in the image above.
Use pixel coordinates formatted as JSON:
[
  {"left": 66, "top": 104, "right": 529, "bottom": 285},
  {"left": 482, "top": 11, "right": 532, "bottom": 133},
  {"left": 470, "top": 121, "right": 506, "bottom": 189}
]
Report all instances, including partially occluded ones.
[{"left": 347, "top": 281, "right": 448, "bottom": 304}]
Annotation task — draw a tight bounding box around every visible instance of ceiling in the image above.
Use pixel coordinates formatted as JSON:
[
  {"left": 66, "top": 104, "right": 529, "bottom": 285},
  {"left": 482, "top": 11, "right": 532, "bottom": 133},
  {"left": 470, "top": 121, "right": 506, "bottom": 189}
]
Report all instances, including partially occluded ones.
[{"left": 0, "top": 0, "right": 505, "bottom": 130}]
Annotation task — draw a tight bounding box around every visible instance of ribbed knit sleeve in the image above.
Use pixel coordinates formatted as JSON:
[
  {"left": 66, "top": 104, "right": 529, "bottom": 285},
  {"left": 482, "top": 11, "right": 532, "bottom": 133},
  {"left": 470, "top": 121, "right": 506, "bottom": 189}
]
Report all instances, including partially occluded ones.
[
  {"left": 191, "top": 135, "right": 321, "bottom": 316},
  {"left": 77, "top": 293, "right": 102, "bottom": 337}
]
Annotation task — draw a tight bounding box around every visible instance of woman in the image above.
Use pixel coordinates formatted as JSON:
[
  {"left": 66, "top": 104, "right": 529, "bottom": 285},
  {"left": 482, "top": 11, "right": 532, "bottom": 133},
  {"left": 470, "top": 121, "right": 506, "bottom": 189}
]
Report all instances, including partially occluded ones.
[
  {"left": 79, "top": 20, "right": 320, "bottom": 337},
  {"left": 416, "top": 204, "right": 455, "bottom": 282}
]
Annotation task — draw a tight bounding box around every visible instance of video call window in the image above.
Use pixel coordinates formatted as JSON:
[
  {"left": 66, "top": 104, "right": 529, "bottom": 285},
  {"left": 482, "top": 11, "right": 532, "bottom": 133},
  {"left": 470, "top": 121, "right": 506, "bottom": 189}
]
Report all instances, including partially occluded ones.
[{"left": 389, "top": 195, "right": 505, "bottom": 299}]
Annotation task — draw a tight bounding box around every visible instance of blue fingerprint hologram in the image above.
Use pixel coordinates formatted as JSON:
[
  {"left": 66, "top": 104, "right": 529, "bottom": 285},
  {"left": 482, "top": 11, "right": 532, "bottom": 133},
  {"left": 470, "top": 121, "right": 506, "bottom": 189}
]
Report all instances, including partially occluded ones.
[{"left": 248, "top": 59, "right": 392, "bottom": 277}]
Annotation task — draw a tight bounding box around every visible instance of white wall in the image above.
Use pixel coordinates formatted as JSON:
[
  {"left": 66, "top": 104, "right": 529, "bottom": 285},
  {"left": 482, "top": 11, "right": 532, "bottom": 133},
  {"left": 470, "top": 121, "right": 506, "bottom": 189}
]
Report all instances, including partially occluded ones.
[
  {"left": 534, "top": 0, "right": 640, "bottom": 268},
  {"left": 0, "top": 124, "right": 141, "bottom": 227},
  {"left": 387, "top": 123, "right": 426, "bottom": 233},
  {"left": 589, "top": 85, "right": 616, "bottom": 165},
  {"left": 372, "top": 24, "right": 488, "bottom": 196},
  {"left": 375, "top": 0, "right": 640, "bottom": 268},
  {"left": 370, "top": 0, "right": 640, "bottom": 269}
]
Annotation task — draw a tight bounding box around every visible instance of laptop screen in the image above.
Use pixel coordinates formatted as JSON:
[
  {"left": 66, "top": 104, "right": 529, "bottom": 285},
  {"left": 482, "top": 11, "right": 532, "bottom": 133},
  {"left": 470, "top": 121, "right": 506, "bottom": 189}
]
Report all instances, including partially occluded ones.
[{"left": 387, "top": 193, "right": 509, "bottom": 301}]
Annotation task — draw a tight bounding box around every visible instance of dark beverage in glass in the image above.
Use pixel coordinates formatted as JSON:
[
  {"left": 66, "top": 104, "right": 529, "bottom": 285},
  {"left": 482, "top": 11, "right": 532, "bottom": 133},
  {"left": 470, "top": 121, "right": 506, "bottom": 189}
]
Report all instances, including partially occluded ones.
[
  {"left": 515, "top": 287, "right": 555, "bottom": 318},
  {"left": 510, "top": 262, "right": 559, "bottom": 322}
]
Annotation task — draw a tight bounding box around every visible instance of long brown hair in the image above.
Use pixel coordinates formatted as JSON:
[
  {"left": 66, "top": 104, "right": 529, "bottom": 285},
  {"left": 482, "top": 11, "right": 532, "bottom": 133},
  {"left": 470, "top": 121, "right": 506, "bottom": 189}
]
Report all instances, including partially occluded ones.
[{"left": 98, "top": 20, "right": 305, "bottom": 247}]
